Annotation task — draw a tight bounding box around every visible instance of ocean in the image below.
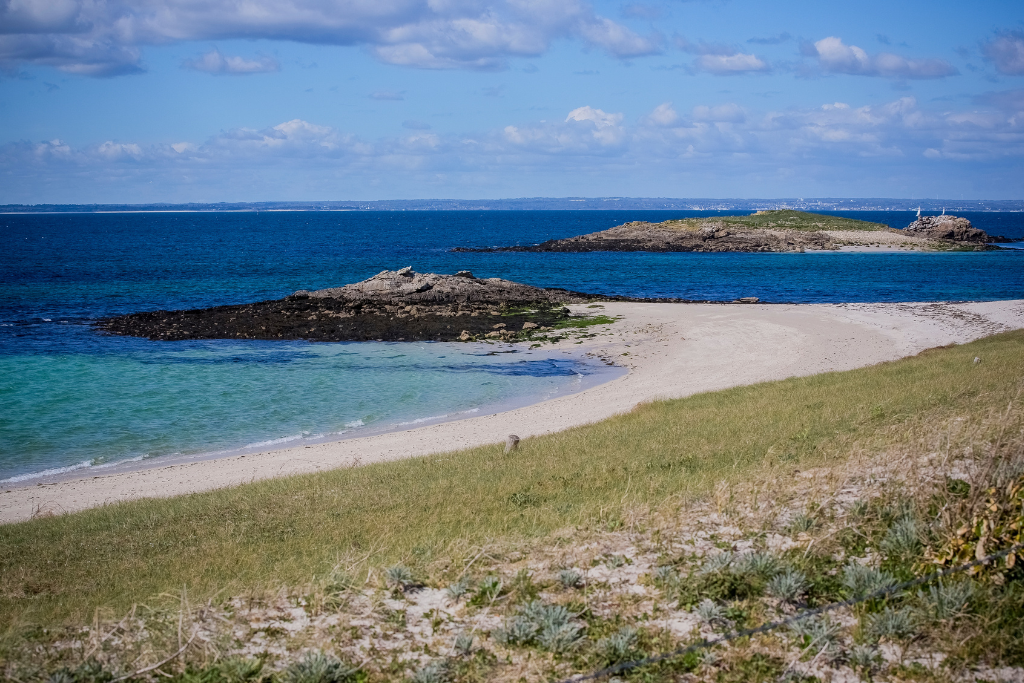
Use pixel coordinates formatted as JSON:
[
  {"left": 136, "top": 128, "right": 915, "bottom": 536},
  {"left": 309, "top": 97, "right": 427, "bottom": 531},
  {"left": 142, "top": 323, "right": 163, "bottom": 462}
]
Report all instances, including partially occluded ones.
[{"left": 2, "top": 210, "right": 1023, "bottom": 483}]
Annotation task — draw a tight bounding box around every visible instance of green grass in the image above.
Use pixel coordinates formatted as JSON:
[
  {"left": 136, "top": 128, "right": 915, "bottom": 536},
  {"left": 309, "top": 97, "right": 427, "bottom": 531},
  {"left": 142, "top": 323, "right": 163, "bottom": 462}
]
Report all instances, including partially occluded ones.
[
  {"left": 657, "top": 209, "right": 890, "bottom": 232},
  {"left": 2, "top": 331, "right": 1022, "bottom": 631}
]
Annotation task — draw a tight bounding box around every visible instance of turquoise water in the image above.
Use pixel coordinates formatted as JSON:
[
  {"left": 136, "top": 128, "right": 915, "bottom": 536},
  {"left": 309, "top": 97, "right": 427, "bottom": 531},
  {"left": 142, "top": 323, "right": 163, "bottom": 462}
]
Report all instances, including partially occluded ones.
[
  {"left": 0, "top": 338, "right": 616, "bottom": 482},
  {"left": 1, "top": 210, "right": 1022, "bottom": 483}
]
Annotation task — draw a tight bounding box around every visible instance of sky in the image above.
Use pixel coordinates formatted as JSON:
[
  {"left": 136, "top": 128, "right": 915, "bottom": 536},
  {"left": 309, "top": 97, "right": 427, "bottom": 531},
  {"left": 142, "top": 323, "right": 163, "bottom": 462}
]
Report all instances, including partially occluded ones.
[{"left": 1, "top": 0, "right": 1023, "bottom": 203}]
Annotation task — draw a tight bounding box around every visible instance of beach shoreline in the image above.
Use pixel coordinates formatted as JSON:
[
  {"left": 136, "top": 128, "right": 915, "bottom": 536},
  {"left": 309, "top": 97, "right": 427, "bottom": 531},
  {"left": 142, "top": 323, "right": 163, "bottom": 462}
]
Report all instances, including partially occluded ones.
[
  {"left": 3, "top": 299, "right": 1023, "bottom": 524},
  {"left": 0, "top": 344, "right": 625, "bottom": 487}
]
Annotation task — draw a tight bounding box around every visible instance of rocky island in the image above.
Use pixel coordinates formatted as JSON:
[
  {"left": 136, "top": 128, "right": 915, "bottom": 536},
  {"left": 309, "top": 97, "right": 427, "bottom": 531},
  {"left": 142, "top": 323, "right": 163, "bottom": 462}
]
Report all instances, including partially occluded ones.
[
  {"left": 454, "top": 210, "right": 1011, "bottom": 253},
  {"left": 98, "top": 268, "right": 636, "bottom": 343}
]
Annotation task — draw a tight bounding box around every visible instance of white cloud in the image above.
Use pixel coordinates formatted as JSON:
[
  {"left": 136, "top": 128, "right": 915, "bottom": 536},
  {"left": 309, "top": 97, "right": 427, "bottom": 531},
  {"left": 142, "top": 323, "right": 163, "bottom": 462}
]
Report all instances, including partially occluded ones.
[
  {"left": 694, "top": 53, "right": 768, "bottom": 75},
  {"left": 646, "top": 102, "right": 679, "bottom": 127},
  {"left": 0, "top": 0, "right": 658, "bottom": 76},
  {"left": 811, "top": 36, "right": 957, "bottom": 79},
  {"left": 674, "top": 36, "right": 769, "bottom": 74},
  {"left": 5, "top": 97, "right": 1023, "bottom": 201},
  {"left": 182, "top": 49, "right": 279, "bottom": 75},
  {"left": 96, "top": 141, "right": 143, "bottom": 159},
  {"left": 982, "top": 30, "right": 1024, "bottom": 76}
]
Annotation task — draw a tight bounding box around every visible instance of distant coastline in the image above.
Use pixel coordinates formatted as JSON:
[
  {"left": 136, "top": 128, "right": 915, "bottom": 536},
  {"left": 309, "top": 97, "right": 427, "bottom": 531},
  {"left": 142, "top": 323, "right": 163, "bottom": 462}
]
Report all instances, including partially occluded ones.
[{"left": 3, "top": 197, "right": 1024, "bottom": 213}]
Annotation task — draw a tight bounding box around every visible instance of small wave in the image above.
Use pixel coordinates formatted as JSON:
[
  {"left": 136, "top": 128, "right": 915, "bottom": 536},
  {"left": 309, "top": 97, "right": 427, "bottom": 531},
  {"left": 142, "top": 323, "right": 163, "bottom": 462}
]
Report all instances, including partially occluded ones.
[
  {"left": 243, "top": 433, "right": 307, "bottom": 449},
  {"left": 396, "top": 407, "right": 479, "bottom": 427},
  {"left": 1, "top": 454, "right": 147, "bottom": 484},
  {"left": 345, "top": 419, "right": 365, "bottom": 428}
]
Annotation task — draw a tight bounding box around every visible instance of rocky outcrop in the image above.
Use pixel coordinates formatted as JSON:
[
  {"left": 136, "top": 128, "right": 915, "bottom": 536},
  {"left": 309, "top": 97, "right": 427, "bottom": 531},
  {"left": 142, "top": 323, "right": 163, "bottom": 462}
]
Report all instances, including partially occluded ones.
[
  {"left": 903, "top": 215, "right": 993, "bottom": 243},
  {"left": 297, "top": 267, "right": 578, "bottom": 306},
  {"left": 98, "top": 268, "right": 595, "bottom": 342},
  {"left": 454, "top": 222, "right": 834, "bottom": 253}
]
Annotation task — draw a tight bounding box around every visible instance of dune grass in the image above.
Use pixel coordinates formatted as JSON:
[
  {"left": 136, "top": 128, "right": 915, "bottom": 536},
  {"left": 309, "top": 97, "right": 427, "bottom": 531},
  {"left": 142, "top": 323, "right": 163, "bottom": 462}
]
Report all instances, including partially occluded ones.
[{"left": 2, "top": 330, "right": 1022, "bottom": 632}]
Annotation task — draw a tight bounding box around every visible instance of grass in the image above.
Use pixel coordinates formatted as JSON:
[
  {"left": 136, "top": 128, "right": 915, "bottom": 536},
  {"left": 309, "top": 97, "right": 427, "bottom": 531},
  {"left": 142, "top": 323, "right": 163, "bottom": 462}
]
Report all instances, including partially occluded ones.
[
  {"left": 2, "top": 330, "right": 1023, "bottom": 636},
  {"left": 655, "top": 209, "right": 890, "bottom": 232}
]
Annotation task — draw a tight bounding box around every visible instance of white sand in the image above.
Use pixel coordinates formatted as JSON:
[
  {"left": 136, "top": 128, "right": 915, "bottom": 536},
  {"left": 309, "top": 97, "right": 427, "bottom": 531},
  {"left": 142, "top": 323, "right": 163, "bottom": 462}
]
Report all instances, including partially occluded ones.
[{"left": 3, "top": 300, "right": 1023, "bottom": 524}]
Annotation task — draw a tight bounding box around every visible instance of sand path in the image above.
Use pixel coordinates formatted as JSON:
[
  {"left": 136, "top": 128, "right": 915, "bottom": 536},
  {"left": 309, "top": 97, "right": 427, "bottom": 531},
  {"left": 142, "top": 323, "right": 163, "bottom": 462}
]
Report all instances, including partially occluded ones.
[{"left": 3, "top": 300, "right": 1023, "bottom": 524}]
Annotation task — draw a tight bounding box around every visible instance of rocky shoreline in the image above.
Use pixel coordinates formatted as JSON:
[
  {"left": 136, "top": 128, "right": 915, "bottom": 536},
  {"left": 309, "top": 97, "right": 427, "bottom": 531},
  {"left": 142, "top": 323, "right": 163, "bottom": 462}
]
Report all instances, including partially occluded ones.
[
  {"left": 96, "top": 268, "right": 712, "bottom": 343},
  {"left": 453, "top": 210, "right": 1012, "bottom": 254}
]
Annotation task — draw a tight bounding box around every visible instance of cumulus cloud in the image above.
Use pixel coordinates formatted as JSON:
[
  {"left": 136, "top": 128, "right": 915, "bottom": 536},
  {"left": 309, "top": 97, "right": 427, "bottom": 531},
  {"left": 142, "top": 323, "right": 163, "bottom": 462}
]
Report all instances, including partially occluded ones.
[
  {"left": 0, "top": 0, "right": 658, "bottom": 76},
  {"left": 981, "top": 30, "right": 1024, "bottom": 76},
  {"left": 810, "top": 36, "right": 958, "bottom": 79},
  {"left": 182, "top": 49, "right": 279, "bottom": 75},
  {"left": 501, "top": 105, "right": 626, "bottom": 153}
]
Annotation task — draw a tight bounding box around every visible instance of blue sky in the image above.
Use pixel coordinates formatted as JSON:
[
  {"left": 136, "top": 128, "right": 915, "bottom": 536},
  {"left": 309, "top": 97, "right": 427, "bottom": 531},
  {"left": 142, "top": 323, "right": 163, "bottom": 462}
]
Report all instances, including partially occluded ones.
[{"left": 1, "top": 0, "right": 1022, "bottom": 203}]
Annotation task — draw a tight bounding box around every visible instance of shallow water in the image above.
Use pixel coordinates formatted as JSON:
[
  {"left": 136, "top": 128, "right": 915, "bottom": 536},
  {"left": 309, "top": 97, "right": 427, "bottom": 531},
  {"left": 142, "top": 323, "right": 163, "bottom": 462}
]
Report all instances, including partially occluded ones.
[{"left": 2, "top": 210, "right": 1022, "bottom": 482}]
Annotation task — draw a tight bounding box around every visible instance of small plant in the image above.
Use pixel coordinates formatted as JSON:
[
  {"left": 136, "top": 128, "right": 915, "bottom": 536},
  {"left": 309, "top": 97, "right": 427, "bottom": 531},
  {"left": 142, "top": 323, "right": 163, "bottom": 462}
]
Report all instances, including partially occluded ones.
[
  {"left": 788, "top": 513, "right": 816, "bottom": 534},
  {"left": 789, "top": 615, "right": 841, "bottom": 659},
  {"left": 918, "top": 580, "right": 975, "bottom": 620},
  {"left": 386, "top": 565, "right": 414, "bottom": 588},
  {"left": 880, "top": 516, "right": 922, "bottom": 558},
  {"left": 472, "top": 575, "right": 503, "bottom": 604},
  {"left": 538, "top": 621, "right": 585, "bottom": 653},
  {"left": 694, "top": 598, "right": 726, "bottom": 626},
  {"left": 493, "top": 600, "right": 584, "bottom": 652},
  {"left": 733, "top": 551, "right": 779, "bottom": 578},
  {"left": 700, "top": 551, "right": 734, "bottom": 574},
  {"left": 494, "top": 615, "right": 538, "bottom": 645},
  {"left": 558, "top": 568, "right": 583, "bottom": 588},
  {"left": 846, "top": 643, "right": 881, "bottom": 674},
  {"left": 842, "top": 563, "right": 896, "bottom": 599},
  {"left": 409, "top": 660, "right": 447, "bottom": 683},
  {"left": 279, "top": 651, "right": 361, "bottom": 683},
  {"left": 866, "top": 606, "right": 915, "bottom": 642},
  {"left": 604, "top": 554, "right": 627, "bottom": 568},
  {"left": 453, "top": 632, "right": 474, "bottom": 656},
  {"left": 849, "top": 500, "right": 870, "bottom": 518},
  {"left": 218, "top": 657, "right": 265, "bottom": 682},
  {"left": 596, "top": 626, "right": 639, "bottom": 664},
  {"left": 445, "top": 577, "right": 470, "bottom": 601},
  {"left": 945, "top": 477, "right": 971, "bottom": 498},
  {"left": 509, "top": 568, "right": 539, "bottom": 600},
  {"left": 652, "top": 565, "right": 678, "bottom": 586},
  {"left": 766, "top": 568, "right": 807, "bottom": 603}
]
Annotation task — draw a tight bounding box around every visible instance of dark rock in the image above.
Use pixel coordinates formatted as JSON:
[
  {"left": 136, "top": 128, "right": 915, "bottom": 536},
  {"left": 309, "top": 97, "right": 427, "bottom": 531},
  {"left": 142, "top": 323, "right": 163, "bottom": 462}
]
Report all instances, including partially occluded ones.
[{"left": 96, "top": 268, "right": 725, "bottom": 343}]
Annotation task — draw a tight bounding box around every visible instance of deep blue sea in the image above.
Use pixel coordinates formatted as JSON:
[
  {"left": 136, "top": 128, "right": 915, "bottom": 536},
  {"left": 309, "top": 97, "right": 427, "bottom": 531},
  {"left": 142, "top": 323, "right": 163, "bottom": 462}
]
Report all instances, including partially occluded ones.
[{"left": 2, "top": 210, "right": 1023, "bottom": 483}]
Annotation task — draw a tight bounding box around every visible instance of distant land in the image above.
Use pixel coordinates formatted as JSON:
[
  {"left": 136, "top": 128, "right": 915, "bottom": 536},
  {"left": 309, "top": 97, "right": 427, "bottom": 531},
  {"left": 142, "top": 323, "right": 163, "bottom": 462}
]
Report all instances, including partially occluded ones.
[{"left": 3, "top": 197, "right": 1024, "bottom": 213}]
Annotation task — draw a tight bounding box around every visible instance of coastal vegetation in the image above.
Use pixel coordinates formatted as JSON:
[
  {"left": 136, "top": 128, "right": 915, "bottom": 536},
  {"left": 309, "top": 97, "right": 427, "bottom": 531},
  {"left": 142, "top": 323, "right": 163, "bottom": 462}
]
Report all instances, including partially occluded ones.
[
  {"left": 650, "top": 210, "right": 891, "bottom": 232},
  {"left": 2, "top": 331, "right": 1023, "bottom": 680}
]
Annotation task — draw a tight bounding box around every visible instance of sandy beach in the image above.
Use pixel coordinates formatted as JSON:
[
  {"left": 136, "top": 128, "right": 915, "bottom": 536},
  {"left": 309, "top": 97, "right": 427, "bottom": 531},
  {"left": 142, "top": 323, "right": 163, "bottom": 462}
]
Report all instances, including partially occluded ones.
[{"left": 3, "top": 299, "right": 1023, "bottom": 524}]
